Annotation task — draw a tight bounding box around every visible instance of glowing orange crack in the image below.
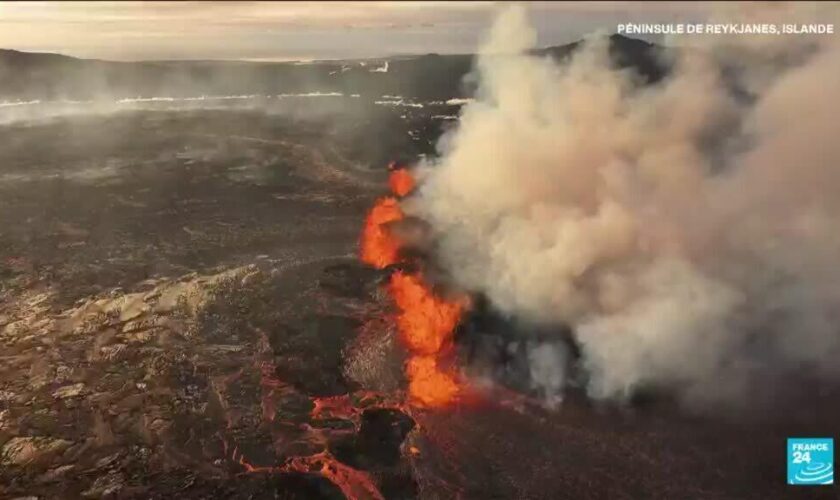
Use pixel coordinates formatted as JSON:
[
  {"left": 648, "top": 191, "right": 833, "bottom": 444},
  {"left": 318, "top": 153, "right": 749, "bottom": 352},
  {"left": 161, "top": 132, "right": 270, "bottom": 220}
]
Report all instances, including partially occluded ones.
[{"left": 358, "top": 165, "right": 465, "bottom": 409}]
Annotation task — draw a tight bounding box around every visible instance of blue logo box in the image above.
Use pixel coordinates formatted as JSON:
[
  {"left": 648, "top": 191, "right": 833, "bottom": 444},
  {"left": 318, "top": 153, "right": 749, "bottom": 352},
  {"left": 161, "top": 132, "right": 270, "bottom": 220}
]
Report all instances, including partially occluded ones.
[{"left": 788, "top": 438, "right": 833, "bottom": 485}]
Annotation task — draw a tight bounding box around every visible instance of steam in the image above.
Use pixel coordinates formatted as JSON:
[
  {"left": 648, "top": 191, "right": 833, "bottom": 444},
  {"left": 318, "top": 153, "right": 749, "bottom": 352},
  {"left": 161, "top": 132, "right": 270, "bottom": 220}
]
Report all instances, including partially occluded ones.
[{"left": 409, "top": 5, "right": 840, "bottom": 409}]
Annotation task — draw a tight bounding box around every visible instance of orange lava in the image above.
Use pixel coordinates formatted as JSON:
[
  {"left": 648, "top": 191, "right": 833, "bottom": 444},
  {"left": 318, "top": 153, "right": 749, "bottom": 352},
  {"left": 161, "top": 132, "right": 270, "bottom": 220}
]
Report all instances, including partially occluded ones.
[
  {"left": 359, "top": 163, "right": 465, "bottom": 409},
  {"left": 236, "top": 450, "right": 384, "bottom": 500},
  {"left": 405, "top": 356, "right": 460, "bottom": 408},
  {"left": 282, "top": 451, "right": 385, "bottom": 500},
  {"left": 360, "top": 196, "right": 404, "bottom": 269},
  {"left": 236, "top": 451, "right": 276, "bottom": 474},
  {"left": 311, "top": 394, "right": 362, "bottom": 422},
  {"left": 388, "top": 168, "right": 416, "bottom": 197},
  {"left": 310, "top": 392, "right": 385, "bottom": 422},
  {"left": 389, "top": 272, "right": 461, "bottom": 356},
  {"left": 360, "top": 167, "right": 417, "bottom": 268}
]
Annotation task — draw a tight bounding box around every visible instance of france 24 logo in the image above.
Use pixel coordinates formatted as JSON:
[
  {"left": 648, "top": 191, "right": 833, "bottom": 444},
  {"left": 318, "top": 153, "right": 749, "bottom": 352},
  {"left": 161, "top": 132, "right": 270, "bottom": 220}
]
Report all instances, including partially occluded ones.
[{"left": 788, "top": 438, "right": 833, "bottom": 485}]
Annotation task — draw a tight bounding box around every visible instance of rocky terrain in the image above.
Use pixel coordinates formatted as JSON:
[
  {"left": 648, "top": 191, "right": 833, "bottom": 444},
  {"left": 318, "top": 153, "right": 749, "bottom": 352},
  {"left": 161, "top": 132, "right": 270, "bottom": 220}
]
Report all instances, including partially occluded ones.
[{"left": 0, "top": 108, "right": 421, "bottom": 499}]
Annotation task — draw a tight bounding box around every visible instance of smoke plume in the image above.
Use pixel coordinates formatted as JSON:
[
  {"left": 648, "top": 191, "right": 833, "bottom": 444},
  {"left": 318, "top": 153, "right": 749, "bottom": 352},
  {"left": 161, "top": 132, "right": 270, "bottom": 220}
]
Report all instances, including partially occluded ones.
[{"left": 408, "top": 5, "right": 840, "bottom": 410}]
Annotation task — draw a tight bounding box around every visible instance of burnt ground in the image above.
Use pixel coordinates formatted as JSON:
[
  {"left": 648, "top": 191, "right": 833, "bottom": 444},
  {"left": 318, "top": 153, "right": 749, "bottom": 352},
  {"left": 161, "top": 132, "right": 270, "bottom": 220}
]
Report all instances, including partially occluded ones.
[{"left": 0, "top": 107, "right": 838, "bottom": 499}]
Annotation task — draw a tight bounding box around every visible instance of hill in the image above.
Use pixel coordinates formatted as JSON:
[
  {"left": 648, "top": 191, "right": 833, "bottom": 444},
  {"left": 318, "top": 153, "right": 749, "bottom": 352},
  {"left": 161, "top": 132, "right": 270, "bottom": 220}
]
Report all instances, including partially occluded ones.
[{"left": 0, "top": 35, "right": 664, "bottom": 101}]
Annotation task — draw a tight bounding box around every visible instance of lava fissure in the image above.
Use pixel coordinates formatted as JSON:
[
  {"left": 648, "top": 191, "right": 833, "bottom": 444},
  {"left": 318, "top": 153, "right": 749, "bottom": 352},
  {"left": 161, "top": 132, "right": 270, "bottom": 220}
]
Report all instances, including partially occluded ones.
[
  {"left": 360, "top": 196, "right": 404, "bottom": 270},
  {"left": 387, "top": 163, "right": 416, "bottom": 198},
  {"left": 359, "top": 165, "right": 466, "bottom": 408},
  {"left": 226, "top": 163, "right": 467, "bottom": 498}
]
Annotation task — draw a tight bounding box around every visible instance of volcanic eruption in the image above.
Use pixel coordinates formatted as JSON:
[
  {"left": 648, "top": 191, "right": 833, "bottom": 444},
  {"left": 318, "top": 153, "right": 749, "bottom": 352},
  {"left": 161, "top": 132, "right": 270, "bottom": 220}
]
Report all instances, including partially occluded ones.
[
  {"left": 402, "top": 4, "right": 840, "bottom": 412},
  {"left": 360, "top": 166, "right": 465, "bottom": 408}
]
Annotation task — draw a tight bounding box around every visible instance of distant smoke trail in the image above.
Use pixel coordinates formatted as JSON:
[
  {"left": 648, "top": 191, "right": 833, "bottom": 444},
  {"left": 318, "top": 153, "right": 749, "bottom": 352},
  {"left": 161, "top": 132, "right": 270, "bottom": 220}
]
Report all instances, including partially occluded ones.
[{"left": 408, "top": 4, "right": 840, "bottom": 410}]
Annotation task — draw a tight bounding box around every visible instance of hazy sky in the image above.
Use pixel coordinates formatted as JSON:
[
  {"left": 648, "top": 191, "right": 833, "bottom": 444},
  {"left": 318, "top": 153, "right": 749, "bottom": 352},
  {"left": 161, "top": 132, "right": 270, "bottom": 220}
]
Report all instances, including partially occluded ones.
[{"left": 0, "top": 1, "right": 717, "bottom": 61}]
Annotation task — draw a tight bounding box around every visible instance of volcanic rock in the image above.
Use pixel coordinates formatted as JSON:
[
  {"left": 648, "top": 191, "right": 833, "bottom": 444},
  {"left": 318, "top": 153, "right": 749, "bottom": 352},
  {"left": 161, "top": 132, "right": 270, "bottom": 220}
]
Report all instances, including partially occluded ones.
[
  {"left": 1, "top": 437, "right": 73, "bottom": 466},
  {"left": 51, "top": 383, "right": 86, "bottom": 399}
]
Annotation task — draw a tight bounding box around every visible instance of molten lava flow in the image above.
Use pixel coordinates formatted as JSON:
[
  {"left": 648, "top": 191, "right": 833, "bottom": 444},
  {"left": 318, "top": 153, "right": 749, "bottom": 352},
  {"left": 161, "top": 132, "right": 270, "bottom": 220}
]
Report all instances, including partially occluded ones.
[
  {"left": 225, "top": 328, "right": 391, "bottom": 499},
  {"left": 359, "top": 164, "right": 464, "bottom": 408},
  {"left": 389, "top": 272, "right": 461, "bottom": 356},
  {"left": 234, "top": 450, "right": 384, "bottom": 500},
  {"left": 388, "top": 168, "right": 416, "bottom": 197},
  {"left": 405, "top": 356, "right": 459, "bottom": 408},
  {"left": 311, "top": 394, "right": 362, "bottom": 422},
  {"left": 360, "top": 196, "right": 404, "bottom": 269},
  {"left": 282, "top": 451, "right": 385, "bottom": 500},
  {"left": 360, "top": 166, "right": 417, "bottom": 268},
  {"left": 310, "top": 392, "right": 383, "bottom": 422},
  {"left": 389, "top": 271, "right": 463, "bottom": 407}
]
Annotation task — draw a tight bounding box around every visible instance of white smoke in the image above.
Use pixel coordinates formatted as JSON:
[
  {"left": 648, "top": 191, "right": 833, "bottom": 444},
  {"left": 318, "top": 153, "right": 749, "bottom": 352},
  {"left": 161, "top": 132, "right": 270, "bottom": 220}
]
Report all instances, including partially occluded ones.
[
  {"left": 408, "top": 4, "right": 840, "bottom": 409},
  {"left": 526, "top": 341, "right": 569, "bottom": 409}
]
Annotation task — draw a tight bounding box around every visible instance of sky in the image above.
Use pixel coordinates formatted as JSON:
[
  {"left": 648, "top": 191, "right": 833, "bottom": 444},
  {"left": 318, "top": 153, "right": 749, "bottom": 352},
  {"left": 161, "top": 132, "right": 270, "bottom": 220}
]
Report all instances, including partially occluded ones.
[{"left": 0, "top": 1, "right": 722, "bottom": 62}]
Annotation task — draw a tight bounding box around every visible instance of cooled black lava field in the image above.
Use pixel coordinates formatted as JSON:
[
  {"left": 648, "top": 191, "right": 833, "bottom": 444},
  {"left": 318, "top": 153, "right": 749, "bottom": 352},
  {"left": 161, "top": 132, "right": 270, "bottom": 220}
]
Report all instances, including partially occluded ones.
[{"left": 0, "top": 105, "right": 837, "bottom": 500}]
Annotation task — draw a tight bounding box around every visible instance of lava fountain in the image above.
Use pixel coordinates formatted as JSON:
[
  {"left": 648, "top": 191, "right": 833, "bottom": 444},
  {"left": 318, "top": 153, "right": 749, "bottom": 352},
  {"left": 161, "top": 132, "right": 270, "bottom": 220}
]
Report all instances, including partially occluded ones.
[
  {"left": 360, "top": 198, "right": 403, "bottom": 270},
  {"left": 360, "top": 165, "right": 464, "bottom": 408},
  {"left": 387, "top": 161, "right": 416, "bottom": 197}
]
